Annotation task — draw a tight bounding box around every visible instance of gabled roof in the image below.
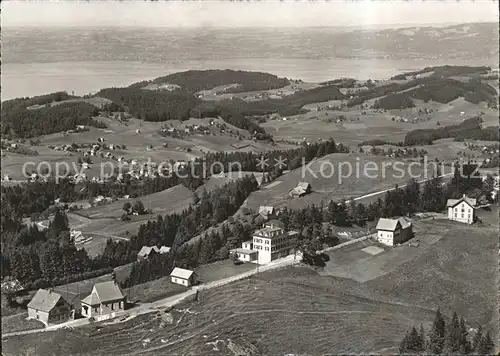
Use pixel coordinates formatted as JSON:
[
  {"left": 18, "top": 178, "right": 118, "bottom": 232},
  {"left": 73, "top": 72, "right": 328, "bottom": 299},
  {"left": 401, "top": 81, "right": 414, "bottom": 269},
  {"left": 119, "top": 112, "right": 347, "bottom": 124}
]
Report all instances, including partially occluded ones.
[
  {"left": 82, "top": 281, "right": 125, "bottom": 305},
  {"left": 138, "top": 245, "right": 159, "bottom": 257},
  {"left": 376, "top": 218, "right": 400, "bottom": 231},
  {"left": 446, "top": 194, "right": 477, "bottom": 208},
  {"left": 81, "top": 292, "right": 101, "bottom": 306},
  {"left": 398, "top": 217, "right": 412, "bottom": 230},
  {"left": 170, "top": 267, "right": 194, "bottom": 280},
  {"left": 297, "top": 182, "right": 311, "bottom": 189},
  {"left": 159, "top": 246, "right": 171, "bottom": 254},
  {"left": 27, "top": 289, "right": 63, "bottom": 312}
]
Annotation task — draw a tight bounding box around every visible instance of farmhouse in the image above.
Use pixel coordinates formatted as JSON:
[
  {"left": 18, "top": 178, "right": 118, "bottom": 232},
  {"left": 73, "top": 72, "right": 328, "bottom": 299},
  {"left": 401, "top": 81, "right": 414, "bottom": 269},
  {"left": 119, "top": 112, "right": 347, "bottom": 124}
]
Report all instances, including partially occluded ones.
[
  {"left": 289, "top": 182, "right": 312, "bottom": 197},
  {"left": 81, "top": 281, "right": 125, "bottom": 320},
  {"left": 137, "top": 246, "right": 159, "bottom": 260},
  {"left": 447, "top": 194, "right": 476, "bottom": 224},
  {"left": 27, "top": 289, "right": 74, "bottom": 326},
  {"left": 376, "top": 217, "right": 413, "bottom": 246},
  {"left": 170, "top": 267, "right": 194, "bottom": 287}
]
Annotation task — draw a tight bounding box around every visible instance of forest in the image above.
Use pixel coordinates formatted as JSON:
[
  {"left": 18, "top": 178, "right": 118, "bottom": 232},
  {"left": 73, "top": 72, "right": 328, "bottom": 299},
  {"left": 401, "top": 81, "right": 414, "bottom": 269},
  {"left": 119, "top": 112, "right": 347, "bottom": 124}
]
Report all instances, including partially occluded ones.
[
  {"left": 1, "top": 91, "right": 78, "bottom": 113},
  {"left": 347, "top": 76, "right": 496, "bottom": 108},
  {"left": 97, "top": 87, "right": 201, "bottom": 122},
  {"left": 1, "top": 101, "right": 106, "bottom": 138},
  {"left": 373, "top": 92, "right": 416, "bottom": 110},
  {"left": 390, "top": 65, "right": 491, "bottom": 81},
  {"left": 129, "top": 69, "right": 290, "bottom": 93},
  {"left": 404, "top": 117, "right": 499, "bottom": 145},
  {"left": 404, "top": 117, "right": 499, "bottom": 146}
]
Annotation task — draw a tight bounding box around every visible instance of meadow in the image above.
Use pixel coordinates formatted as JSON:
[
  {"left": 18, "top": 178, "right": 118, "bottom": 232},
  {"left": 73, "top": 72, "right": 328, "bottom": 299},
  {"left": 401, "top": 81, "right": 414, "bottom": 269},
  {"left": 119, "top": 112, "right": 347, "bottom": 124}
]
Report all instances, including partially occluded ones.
[{"left": 244, "top": 152, "right": 452, "bottom": 211}]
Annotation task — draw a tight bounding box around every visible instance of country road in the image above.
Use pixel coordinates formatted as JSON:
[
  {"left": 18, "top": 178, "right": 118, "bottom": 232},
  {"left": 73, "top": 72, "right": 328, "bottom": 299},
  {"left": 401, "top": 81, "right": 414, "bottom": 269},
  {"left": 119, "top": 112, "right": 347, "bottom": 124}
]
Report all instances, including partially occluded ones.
[{"left": 2, "top": 254, "right": 301, "bottom": 339}]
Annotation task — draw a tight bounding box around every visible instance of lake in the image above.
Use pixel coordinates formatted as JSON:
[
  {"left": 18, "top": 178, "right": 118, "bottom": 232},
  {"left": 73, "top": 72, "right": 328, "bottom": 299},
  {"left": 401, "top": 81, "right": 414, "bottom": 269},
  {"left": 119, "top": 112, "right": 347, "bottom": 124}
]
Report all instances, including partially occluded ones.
[
  {"left": 2, "top": 26, "right": 496, "bottom": 100},
  {"left": 1, "top": 58, "right": 492, "bottom": 101}
]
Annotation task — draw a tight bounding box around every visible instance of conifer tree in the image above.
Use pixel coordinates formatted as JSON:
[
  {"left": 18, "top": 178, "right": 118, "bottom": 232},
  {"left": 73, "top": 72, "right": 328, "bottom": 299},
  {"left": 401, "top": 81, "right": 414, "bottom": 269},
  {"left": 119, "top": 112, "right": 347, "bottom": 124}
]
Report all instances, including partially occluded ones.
[{"left": 427, "top": 308, "right": 446, "bottom": 354}]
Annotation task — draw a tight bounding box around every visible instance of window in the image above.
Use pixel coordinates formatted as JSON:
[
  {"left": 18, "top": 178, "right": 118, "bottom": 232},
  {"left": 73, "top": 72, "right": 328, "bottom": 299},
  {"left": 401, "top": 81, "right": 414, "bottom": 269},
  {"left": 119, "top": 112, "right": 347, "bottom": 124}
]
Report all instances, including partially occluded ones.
[
  {"left": 111, "top": 303, "right": 114, "bottom": 311},
  {"left": 265, "top": 247, "right": 269, "bottom": 251}
]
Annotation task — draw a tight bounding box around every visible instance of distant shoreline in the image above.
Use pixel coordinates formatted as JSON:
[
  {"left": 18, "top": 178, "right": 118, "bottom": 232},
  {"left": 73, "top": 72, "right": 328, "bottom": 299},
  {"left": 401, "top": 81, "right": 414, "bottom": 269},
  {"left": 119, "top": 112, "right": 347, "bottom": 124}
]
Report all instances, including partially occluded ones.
[{"left": 2, "top": 58, "right": 495, "bottom": 101}]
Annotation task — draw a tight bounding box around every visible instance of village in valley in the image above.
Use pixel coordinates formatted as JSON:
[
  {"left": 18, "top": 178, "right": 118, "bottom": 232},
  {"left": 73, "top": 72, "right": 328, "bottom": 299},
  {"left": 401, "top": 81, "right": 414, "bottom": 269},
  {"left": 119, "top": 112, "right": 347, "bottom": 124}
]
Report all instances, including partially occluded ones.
[{"left": 1, "top": 13, "right": 499, "bottom": 356}]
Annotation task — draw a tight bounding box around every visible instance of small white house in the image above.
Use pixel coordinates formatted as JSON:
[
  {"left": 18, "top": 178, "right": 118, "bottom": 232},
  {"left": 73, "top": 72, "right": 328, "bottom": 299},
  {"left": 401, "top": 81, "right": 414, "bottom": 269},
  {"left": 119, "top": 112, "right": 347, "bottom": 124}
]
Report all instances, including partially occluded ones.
[
  {"left": 446, "top": 194, "right": 476, "bottom": 224},
  {"left": 170, "top": 267, "right": 194, "bottom": 287},
  {"left": 376, "top": 217, "right": 413, "bottom": 246}
]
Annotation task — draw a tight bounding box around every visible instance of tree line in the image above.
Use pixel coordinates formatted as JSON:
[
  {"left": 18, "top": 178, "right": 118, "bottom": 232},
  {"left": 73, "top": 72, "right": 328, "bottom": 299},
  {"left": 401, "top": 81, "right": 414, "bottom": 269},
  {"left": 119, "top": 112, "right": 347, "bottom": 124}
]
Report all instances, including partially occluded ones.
[
  {"left": 399, "top": 308, "right": 495, "bottom": 355},
  {"left": 1, "top": 101, "right": 106, "bottom": 138},
  {"left": 1, "top": 209, "right": 112, "bottom": 291}
]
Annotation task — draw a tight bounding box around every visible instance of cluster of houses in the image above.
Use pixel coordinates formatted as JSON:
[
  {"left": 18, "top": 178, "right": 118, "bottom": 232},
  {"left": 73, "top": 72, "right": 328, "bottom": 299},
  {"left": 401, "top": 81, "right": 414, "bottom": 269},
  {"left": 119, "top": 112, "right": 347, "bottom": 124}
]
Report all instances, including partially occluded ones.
[
  {"left": 26, "top": 266, "right": 196, "bottom": 326},
  {"left": 373, "top": 194, "right": 478, "bottom": 246},
  {"left": 137, "top": 245, "right": 171, "bottom": 260}
]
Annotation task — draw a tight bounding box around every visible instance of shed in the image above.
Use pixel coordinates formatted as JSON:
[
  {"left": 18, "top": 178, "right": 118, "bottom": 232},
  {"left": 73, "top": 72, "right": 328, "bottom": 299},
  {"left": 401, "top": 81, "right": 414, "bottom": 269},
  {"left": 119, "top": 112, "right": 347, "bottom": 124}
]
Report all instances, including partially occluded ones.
[{"left": 170, "top": 267, "right": 194, "bottom": 287}]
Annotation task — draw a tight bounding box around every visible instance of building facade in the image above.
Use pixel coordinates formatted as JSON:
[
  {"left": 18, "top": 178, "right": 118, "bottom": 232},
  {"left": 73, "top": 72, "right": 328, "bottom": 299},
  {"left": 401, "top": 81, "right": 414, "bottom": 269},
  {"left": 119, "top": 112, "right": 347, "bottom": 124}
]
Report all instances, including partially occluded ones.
[
  {"left": 170, "top": 267, "right": 194, "bottom": 287},
  {"left": 27, "top": 289, "right": 74, "bottom": 326},
  {"left": 376, "top": 217, "right": 413, "bottom": 246},
  {"left": 447, "top": 194, "right": 476, "bottom": 224},
  {"left": 81, "top": 281, "right": 125, "bottom": 320}
]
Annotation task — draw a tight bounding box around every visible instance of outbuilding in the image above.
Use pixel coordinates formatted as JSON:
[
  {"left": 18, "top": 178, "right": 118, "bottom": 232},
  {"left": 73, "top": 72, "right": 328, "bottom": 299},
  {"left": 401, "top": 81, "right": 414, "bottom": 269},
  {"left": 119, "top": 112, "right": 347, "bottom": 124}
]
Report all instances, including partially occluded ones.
[{"left": 170, "top": 267, "right": 194, "bottom": 287}]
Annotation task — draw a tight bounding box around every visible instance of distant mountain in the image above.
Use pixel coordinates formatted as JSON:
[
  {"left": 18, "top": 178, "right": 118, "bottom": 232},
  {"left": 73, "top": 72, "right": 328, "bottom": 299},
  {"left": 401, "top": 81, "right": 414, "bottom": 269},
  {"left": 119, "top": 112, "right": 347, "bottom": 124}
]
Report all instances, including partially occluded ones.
[{"left": 2, "top": 22, "right": 497, "bottom": 64}]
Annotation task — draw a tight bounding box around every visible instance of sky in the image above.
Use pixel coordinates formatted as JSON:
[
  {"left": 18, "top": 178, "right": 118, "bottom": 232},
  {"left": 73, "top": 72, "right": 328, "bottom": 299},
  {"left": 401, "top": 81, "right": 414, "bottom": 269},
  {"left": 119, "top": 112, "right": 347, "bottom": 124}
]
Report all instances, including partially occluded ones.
[{"left": 1, "top": 0, "right": 498, "bottom": 28}]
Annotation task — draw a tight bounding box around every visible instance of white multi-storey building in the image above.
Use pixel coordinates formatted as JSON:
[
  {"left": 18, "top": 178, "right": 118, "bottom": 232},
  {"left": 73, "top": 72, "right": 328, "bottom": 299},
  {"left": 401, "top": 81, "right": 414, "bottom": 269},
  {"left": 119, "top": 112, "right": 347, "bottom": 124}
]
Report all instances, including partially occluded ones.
[
  {"left": 231, "top": 225, "right": 298, "bottom": 265},
  {"left": 447, "top": 194, "right": 476, "bottom": 224}
]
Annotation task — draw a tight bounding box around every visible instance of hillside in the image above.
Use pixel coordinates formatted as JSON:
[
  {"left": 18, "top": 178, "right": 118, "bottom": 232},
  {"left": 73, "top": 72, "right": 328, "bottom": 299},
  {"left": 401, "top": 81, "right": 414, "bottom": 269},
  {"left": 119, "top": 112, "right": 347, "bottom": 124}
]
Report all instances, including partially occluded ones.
[
  {"left": 404, "top": 116, "right": 498, "bottom": 145},
  {"left": 1, "top": 100, "right": 106, "bottom": 138},
  {"left": 130, "top": 69, "right": 290, "bottom": 93}
]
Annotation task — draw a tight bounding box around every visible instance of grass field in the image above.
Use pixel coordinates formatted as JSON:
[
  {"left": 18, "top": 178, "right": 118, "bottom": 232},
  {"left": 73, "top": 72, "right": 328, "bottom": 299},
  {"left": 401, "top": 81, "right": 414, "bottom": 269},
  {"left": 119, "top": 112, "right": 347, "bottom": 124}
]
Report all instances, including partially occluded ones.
[
  {"left": 244, "top": 152, "right": 452, "bottom": 211},
  {"left": 1, "top": 313, "right": 45, "bottom": 334},
  {"left": 80, "top": 184, "right": 194, "bottom": 219},
  {"left": 4, "top": 207, "right": 496, "bottom": 355},
  {"left": 262, "top": 96, "right": 498, "bottom": 147}
]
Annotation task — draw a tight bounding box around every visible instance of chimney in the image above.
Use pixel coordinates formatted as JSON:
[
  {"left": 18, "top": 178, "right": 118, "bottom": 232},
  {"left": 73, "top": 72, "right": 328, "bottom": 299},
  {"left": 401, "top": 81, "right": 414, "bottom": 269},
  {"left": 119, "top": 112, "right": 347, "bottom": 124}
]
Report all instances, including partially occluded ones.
[{"left": 463, "top": 194, "right": 466, "bottom": 199}]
